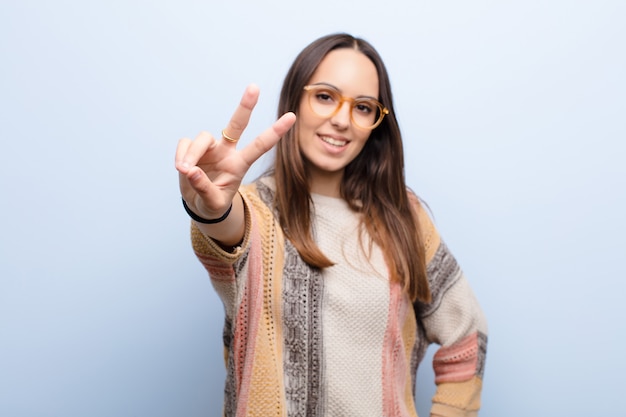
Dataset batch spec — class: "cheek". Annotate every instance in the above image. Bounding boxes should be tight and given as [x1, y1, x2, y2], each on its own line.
[356, 130, 373, 145]
[296, 101, 318, 130]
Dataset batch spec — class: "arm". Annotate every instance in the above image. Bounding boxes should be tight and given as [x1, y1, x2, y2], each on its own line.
[413, 204, 488, 417]
[425, 266, 487, 417]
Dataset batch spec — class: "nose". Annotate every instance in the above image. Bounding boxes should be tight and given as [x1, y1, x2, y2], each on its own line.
[330, 101, 351, 129]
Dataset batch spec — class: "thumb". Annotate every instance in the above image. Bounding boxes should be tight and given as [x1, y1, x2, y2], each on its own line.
[185, 166, 217, 198]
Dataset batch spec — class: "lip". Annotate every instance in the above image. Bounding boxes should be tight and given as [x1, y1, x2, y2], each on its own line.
[317, 133, 350, 151]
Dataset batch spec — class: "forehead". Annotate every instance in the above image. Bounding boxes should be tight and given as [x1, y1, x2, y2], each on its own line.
[308, 48, 379, 97]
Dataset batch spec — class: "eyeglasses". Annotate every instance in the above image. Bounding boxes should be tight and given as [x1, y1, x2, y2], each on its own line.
[303, 84, 389, 130]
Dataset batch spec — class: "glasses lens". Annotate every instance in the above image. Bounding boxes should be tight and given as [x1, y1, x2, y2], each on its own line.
[308, 87, 340, 117]
[351, 99, 381, 129]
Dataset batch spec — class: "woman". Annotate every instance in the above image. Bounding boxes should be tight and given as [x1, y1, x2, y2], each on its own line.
[176, 33, 487, 417]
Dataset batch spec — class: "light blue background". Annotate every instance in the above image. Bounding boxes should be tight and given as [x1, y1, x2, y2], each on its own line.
[1, 1, 624, 416]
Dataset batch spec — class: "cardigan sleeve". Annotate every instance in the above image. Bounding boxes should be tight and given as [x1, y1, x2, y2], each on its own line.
[189, 183, 276, 311]
[190, 190, 253, 264]
[189, 189, 256, 313]
[413, 202, 488, 417]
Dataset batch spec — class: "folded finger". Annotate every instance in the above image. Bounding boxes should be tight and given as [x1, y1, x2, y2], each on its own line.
[177, 131, 217, 172]
[175, 137, 192, 171]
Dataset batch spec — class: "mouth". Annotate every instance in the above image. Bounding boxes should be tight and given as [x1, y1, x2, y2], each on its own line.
[319, 135, 348, 147]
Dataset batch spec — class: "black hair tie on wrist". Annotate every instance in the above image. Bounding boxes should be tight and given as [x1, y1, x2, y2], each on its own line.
[181, 198, 233, 224]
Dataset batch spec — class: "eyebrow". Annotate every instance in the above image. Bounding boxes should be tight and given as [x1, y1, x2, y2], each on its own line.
[310, 82, 379, 101]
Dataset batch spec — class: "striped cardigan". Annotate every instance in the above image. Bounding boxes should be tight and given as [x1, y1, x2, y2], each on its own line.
[190, 178, 487, 416]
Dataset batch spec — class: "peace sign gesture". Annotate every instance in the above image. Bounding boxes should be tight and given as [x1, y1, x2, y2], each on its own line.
[175, 84, 296, 245]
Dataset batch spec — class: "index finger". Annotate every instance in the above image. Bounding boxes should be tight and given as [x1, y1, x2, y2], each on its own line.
[221, 84, 260, 143]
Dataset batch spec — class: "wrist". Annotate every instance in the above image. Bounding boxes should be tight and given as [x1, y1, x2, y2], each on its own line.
[181, 198, 233, 224]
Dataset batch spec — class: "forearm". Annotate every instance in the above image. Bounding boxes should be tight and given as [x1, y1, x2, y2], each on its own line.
[430, 376, 483, 417]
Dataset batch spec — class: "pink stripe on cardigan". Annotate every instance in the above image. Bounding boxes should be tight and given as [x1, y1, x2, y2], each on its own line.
[433, 332, 481, 383]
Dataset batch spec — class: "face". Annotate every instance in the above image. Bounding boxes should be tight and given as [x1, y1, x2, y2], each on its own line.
[297, 48, 379, 186]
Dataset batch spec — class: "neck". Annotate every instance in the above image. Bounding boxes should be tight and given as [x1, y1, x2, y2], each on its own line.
[308, 166, 343, 198]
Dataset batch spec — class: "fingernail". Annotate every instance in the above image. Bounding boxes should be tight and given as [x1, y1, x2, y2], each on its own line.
[189, 169, 201, 181]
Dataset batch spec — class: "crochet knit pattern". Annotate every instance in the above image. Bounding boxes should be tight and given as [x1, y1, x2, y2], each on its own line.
[191, 177, 487, 417]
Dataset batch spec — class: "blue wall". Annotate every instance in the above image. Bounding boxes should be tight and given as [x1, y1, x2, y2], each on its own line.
[1, 1, 624, 416]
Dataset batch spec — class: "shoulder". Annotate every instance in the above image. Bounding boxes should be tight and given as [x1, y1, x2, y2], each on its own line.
[407, 189, 441, 264]
[240, 177, 275, 215]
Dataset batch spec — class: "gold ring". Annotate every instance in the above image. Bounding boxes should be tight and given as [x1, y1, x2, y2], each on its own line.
[221, 130, 239, 143]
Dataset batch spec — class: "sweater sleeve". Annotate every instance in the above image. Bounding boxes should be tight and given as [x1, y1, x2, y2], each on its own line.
[190, 190, 253, 265]
[189, 189, 256, 312]
[413, 203, 488, 417]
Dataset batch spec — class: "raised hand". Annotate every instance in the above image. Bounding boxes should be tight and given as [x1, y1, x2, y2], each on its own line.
[175, 84, 296, 244]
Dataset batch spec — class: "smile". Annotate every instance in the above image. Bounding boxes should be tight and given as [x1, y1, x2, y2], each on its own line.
[320, 135, 348, 147]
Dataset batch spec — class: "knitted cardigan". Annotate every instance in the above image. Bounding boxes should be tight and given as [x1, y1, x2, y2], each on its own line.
[190, 178, 488, 417]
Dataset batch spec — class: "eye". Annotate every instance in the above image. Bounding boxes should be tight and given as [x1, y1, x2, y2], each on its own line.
[354, 100, 376, 114]
[314, 89, 337, 104]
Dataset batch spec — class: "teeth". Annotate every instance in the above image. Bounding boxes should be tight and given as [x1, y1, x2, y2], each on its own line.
[320, 135, 347, 146]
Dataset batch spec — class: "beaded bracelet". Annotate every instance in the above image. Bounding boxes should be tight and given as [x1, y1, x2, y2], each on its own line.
[181, 198, 233, 224]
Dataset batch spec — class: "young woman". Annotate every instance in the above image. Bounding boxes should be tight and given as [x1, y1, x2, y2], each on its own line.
[176, 33, 487, 417]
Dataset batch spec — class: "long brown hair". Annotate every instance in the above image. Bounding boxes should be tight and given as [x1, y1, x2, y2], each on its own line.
[272, 33, 430, 303]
